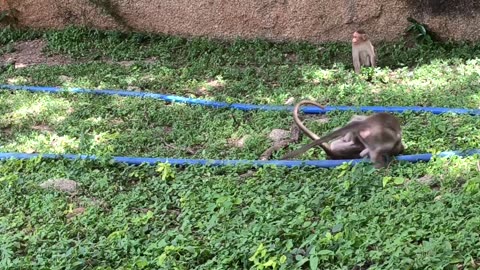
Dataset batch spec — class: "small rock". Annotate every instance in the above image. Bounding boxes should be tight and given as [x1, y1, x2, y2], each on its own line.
[284, 53, 298, 62]
[66, 207, 86, 219]
[24, 148, 36, 154]
[110, 118, 124, 125]
[239, 170, 256, 178]
[14, 63, 27, 68]
[206, 79, 224, 88]
[82, 197, 109, 209]
[313, 116, 330, 124]
[58, 75, 73, 83]
[144, 57, 157, 64]
[268, 129, 291, 142]
[39, 178, 79, 193]
[31, 124, 53, 132]
[118, 60, 135, 67]
[140, 74, 155, 81]
[7, 76, 29, 84]
[228, 135, 250, 148]
[416, 175, 436, 187]
[89, 197, 106, 206]
[284, 97, 295, 105]
[128, 86, 142, 91]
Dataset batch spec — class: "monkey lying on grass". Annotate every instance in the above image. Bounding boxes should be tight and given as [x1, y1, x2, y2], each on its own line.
[282, 100, 405, 168]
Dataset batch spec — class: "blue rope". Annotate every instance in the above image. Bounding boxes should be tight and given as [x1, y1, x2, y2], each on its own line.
[1, 84, 478, 168]
[0, 150, 479, 168]
[2, 84, 480, 115]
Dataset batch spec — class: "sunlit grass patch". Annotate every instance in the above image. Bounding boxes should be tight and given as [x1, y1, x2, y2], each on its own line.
[1, 27, 480, 269]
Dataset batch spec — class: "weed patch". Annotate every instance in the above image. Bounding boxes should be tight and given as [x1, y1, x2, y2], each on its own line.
[1, 157, 480, 269]
[1, 27, 480, 269]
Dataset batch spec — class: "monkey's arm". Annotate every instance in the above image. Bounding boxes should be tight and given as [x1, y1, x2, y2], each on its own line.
[369, 44, 376, 67]
[352, 50, 361, 73]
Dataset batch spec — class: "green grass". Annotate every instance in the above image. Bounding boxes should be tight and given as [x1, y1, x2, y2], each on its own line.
[2, 157, 480, 269]
[1, 27, 480, 269]
[2, 26, 480, 107]
[0, 91, 479, 160]
[4, 59, 480, 108]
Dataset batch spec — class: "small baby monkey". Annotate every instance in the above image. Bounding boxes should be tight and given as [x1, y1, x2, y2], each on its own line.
[352, 30, 376, 74]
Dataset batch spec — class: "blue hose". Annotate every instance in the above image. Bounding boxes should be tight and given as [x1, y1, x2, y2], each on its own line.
[0, 150, 479, 168]
[1, 84, 479, 168]
[2, 84, 480, 115]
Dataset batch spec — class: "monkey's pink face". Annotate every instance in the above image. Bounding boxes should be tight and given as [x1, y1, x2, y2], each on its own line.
[352, 32, 364, 45]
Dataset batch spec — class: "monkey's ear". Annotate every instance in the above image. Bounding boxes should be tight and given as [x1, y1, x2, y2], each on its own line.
[362, 34, 368, 41]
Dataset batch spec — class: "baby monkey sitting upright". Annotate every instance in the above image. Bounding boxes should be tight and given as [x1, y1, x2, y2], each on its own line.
[352, 30, 376, 74]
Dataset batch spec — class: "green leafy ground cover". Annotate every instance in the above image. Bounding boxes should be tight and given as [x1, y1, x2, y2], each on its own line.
[0, 27, 480, 269]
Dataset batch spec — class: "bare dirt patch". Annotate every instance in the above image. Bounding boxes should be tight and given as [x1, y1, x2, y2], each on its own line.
[31, 124, 54, 132]
[0, 39, 74, 68]
[0, 39, 160, 69]
[102, 57, 158, 67]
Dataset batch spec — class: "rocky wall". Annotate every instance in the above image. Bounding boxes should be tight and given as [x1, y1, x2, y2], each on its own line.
[1, 0, 479, 41]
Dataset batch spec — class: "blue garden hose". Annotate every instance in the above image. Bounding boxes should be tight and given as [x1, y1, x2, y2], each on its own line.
[0, 84, 479, 168]
[0, 150, 479, 168]
[2, 84, 480, 115]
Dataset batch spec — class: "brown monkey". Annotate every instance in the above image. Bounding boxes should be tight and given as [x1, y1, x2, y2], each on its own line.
[292, 100, 366, 159]
[282, 112, 405, 168]
[352, 30, 376, 74]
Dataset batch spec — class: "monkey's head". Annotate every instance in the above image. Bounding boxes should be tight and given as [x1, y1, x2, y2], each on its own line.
[352, 30, 367, 45]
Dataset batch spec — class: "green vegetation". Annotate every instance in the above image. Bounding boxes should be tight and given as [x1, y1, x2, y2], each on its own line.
[0, 91, 479, 160]
[2, 156, 480, 269]
[1, 27, 480, 269]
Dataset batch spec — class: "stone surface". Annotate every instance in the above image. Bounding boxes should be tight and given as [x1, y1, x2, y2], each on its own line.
[3, 0, 480, 41]
[268, 129, 290, 142]
[39, 178, 79, 193]
[228, 135, 250, 148]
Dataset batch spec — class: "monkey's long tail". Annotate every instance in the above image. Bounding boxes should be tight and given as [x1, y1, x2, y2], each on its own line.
[292, 100, 326, 141]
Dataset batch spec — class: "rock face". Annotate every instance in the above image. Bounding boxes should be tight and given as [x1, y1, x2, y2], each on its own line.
[2, 0, 480, 41]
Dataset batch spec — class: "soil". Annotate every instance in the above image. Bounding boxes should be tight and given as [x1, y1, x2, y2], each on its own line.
[0, 39, 73, 68]
[0, 39, 161, 69]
